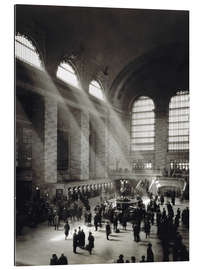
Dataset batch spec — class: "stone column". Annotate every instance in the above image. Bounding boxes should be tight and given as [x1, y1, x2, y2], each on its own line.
[154, 99, 170, 171]
[32, 95, 58, 185]
[32, 95, 45, 186]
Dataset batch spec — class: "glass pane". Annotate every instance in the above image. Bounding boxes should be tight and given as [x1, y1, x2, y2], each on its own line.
[131, 96, 155, 151]
[168, 91, 189, 150]
[89, 80, 104, 101]
[15, 34, 43, 70]
[57, 62, 79, 88]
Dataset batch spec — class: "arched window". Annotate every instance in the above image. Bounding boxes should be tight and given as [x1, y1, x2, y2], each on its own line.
[131, 96, 155, 151]
[15, 34, 43, 70]
[168, 90, 189, 151]
[89, 80, 105, 101]
[56, 62, 80, 88]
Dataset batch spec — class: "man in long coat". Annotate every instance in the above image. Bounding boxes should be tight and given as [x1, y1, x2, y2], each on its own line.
[73, 229, 78, 253]
[88, 232, 94, 255]
[64, 221, 70, 240]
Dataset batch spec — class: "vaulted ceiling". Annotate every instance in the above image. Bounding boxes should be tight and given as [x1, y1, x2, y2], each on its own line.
[16, 5, 189, 110]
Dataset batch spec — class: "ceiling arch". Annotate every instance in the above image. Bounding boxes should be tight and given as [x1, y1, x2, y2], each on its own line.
[109, 42, 189, 111]
[15, 5, 188, 107]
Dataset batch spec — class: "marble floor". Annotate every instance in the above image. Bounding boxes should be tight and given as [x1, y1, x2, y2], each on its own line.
[15, 197, 189, 266]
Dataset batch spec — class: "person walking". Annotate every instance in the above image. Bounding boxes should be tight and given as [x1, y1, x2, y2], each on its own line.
[78, 226, 83, 247]
[88, 232, 94, 255]
[121, 215, 127, 230]
[54, 214, 59, 231]
[80, 229, 86, 249]
[106, 222, 111, 240]
[144, 220, 151, 239]
[171, 191, 176, 205]
[87, 211, 92, 226]
[113, 215, 118, 232]
[64, 221, 70, 240]
[94, 214, 99, 231]
[147, 243, 154, 262]
[73, 229, 78, 254]
[132, 222, 140, 242]
[48, 212, 53, 227]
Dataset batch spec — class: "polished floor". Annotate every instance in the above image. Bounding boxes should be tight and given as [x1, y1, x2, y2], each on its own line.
[15, 197, 189, 266]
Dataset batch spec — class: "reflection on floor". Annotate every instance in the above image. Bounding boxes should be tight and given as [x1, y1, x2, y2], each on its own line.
[15, 197, 189, 266]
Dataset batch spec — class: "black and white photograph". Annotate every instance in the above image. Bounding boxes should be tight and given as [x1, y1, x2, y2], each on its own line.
[14, 2, 189, 267]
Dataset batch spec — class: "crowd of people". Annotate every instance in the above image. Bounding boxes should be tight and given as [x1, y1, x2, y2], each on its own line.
[90, 194, 189, 262]
[16, 182, 115, 235]
[17, 182, 189, 264]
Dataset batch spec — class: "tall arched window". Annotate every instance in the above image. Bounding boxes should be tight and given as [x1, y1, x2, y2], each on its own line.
[89, 80, 105, 101]
[131, 96, 155, 151]
[15, 34, 43, 70]
[56, 62, 80, 88]
[168, 90, 189, 151]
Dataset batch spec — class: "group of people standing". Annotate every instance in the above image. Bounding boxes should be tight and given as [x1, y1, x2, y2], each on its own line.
[73, 228, 94, 255]
[72, 227, 86, 253]
[64, 221, 95, 255]
[73, 227, 94, 254]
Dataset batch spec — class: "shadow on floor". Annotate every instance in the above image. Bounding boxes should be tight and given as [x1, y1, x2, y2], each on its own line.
[109, 239, 121, 241]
